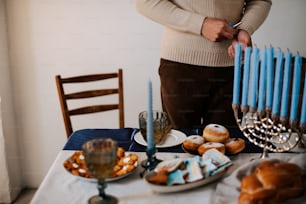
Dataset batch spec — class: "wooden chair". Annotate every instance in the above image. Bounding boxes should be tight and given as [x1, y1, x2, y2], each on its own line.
[55, 69, 124, 138]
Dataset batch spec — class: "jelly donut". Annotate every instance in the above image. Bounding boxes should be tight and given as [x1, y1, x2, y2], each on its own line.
[224, 138, 245, 154]
[198, 142, 225, 155]
[183, 135, 205, 152]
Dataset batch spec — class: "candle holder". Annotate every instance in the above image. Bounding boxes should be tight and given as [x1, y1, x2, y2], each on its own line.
[140, 80, 165, 177]
[138, 110, 169, 176]
[139, 142, 162, 178]
[232, 45, 306, 158]
[142, 148, 162, 170]
[232, 105, 304, 158]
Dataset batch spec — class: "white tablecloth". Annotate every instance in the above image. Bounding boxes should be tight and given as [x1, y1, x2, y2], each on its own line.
[30, 151, 300, 204]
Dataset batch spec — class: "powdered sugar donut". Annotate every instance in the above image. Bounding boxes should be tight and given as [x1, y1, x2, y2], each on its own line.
[198, 142, 225, 155]
[183, 135, 205, 152]
[203, 124, 230, 143]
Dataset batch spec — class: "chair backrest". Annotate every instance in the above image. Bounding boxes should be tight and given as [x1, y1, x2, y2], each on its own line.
[55, 69, 124, 138]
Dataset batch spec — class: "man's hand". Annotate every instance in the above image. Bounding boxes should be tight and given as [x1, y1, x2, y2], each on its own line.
[228, 29, 252, 58]
[201, 17, 237, 42]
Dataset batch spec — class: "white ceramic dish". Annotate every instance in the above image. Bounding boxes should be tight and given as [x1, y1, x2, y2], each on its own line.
[278, 132, 306, 153]
[213, 154, 306, 204]
[144, 170, 226, 193]
[134, 129, 187, 148]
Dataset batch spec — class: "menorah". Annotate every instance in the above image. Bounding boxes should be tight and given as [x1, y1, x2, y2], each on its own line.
[232, 44, 306, 158]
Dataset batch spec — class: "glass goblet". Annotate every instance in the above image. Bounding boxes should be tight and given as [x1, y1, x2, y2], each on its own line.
[139, 110, 170, 145]
[82, 138, 118, 204]
[138, 110, 170, 170]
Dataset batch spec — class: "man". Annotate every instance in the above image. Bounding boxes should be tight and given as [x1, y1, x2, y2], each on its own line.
[135, 0, 272, 129]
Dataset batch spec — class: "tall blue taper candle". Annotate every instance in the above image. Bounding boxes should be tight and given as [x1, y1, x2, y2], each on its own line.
[290, 55, 302, 122]
[258, 49, 267, 113]
[272, 51, 284, 116]
[250, 47, 260, 110]
[300, 72, 306, 125]
[280, 51, 292, 119]
[147, 80, 154, 154]
[241, 47, 252, 108]
[266, 46, 274, 109]
[233, 43, 242, 105]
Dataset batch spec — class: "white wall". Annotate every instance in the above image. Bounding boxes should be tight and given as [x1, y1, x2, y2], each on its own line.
[2, 0, 306, 189]
[5, 0, 163, 188]
[252, 0, 306, 55]
[0, 0, 22, 202]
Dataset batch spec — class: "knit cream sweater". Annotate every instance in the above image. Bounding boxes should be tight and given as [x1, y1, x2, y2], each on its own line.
[135, 0, 271, 67]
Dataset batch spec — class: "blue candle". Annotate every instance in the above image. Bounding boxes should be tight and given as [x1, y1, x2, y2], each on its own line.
[258, 49, 267, 112]
[280, 51, 292, 119]
[241, 47, 252, 107]
[147, 80, 154, 153]
[250, 47, 260, 110]
[272, 51, 284, 116]
[289, 54, 302, 121]
[266, 46, 274, 109]
[300, 72, 306, 125]
[233, 43, 242, 105]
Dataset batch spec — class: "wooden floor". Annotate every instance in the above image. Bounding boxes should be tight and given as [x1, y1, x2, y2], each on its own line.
[12, 189, 36, 204]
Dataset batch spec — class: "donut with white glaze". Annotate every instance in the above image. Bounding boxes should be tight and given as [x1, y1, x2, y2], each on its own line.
[203, 124, 230, 143]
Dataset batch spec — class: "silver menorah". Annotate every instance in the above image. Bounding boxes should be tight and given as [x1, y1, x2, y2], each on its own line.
[232, 45, 306, 158]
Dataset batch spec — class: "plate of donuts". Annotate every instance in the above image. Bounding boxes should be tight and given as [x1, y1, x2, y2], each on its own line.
[63, 148, 138, 182]
[182, 124, 246, 156]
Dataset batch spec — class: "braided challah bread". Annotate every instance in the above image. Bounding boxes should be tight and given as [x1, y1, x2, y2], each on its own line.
[239, 160, 304, 204]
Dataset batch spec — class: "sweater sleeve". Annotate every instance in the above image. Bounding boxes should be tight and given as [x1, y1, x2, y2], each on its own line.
[134, 0, 205, 35]
[238, 0, 272, 35]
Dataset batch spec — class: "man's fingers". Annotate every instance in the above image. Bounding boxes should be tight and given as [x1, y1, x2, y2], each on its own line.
[202, 18, 238, 42]
[223, 31, 235, 40]
[228, 45, 235, 58]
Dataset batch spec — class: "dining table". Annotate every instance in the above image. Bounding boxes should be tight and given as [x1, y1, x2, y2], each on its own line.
[31, 128, 306, 204]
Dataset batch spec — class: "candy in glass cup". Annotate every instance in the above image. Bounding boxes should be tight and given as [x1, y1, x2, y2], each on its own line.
[138, 110, 170, 145]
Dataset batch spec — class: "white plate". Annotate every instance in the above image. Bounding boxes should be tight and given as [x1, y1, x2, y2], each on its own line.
[144, 170, 226, 193]
[278, 132, 306, 153]
[214, 154, 306, 204]
[134, 129, 187, 148]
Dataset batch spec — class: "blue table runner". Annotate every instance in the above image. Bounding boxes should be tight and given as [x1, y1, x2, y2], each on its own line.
[63, 127, 262, 153]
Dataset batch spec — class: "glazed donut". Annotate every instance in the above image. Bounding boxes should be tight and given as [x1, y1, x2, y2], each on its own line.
[203, 124, 230, 143]
[198, 142, 225, 155]
[183, 135, 205, 152]
[224, 138, 245, 155]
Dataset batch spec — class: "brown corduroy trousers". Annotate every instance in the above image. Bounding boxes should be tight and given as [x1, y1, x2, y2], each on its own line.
[158, 58, 237, 130]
